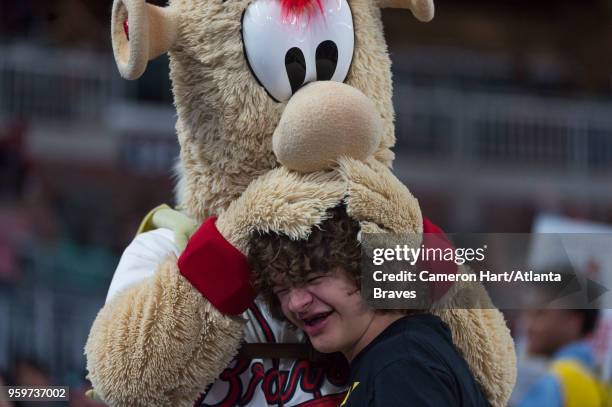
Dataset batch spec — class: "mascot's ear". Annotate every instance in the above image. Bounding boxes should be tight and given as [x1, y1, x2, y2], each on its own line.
[111, 0, 179, 80]
[377, 0, 434, 22]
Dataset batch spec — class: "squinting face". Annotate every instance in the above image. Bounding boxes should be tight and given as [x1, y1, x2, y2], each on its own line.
[275, 269, 374, 354]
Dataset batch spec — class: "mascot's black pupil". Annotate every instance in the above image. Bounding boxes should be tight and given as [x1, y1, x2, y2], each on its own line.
[285, 47, 307, 94]
[284, 40, 339, 95]
[316, 40, 338, 81]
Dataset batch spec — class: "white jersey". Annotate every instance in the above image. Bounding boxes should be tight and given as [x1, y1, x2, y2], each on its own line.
[107, 229, 348, 406]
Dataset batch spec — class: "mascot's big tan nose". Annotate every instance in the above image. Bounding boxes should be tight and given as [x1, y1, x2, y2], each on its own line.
[272, 81, 383, 173]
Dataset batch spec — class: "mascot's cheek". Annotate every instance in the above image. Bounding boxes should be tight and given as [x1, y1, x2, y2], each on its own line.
[272, 81, 383, 173]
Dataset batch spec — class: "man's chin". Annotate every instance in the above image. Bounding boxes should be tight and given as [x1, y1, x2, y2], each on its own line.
[311, 343, 339, 354]
[310, 336, 342, 354]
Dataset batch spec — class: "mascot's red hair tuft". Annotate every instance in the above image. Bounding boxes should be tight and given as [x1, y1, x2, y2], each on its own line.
[280, 0, 324, 21]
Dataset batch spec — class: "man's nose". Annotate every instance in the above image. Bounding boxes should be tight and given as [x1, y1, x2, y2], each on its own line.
[287, 287, 313, 313]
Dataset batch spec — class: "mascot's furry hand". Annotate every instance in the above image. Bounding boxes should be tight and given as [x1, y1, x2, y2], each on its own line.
[178, 166, 347, 315]
[337, 157, 422, 235]
[215, 166, 346, 252]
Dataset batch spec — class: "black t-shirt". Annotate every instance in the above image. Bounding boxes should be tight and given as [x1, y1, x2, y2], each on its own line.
[340, 314, 490, 407]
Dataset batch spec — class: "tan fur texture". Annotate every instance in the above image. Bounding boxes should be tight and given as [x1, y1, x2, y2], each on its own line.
[216, 168, 346, 252]
[338, 157, 423, 234]
[85, 256, 244, 406]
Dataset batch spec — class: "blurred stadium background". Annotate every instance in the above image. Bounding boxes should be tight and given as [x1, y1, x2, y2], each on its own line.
[0, 0, 611, 405]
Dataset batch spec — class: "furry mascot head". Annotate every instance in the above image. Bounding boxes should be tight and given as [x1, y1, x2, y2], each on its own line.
[110, 0, 433, 216]
[85, 0, 516, 405]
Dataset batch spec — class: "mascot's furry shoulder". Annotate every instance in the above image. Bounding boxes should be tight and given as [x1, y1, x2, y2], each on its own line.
[85, 0, 517, 405]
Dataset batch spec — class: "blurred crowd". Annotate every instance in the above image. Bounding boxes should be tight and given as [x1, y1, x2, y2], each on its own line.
[0, 120, 116, 406]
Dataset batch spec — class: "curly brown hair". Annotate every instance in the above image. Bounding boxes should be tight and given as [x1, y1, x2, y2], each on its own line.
[248, 206, 362, 321]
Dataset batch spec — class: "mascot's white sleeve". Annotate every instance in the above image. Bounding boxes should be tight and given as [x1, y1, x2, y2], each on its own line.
[106, 229, 180, 303]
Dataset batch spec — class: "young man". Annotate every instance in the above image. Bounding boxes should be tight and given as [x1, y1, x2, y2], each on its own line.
[249, 206, 490, 406]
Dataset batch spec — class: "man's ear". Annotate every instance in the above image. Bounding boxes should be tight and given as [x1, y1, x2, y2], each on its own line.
[377, 0, 434, 22]
[111, 0, 179, 80]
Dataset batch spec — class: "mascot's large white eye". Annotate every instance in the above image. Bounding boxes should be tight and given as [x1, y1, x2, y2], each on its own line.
[242, 0, 354, 102]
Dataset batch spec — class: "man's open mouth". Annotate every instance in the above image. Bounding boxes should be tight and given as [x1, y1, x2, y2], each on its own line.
[303, 311, 334, 327]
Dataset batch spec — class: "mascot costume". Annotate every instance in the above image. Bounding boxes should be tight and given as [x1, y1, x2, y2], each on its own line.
[85, 0, 517, 405]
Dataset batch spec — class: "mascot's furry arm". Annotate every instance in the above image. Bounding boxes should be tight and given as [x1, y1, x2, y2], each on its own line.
[85, 169, 346, 406]
[85, 257, 243, 407]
